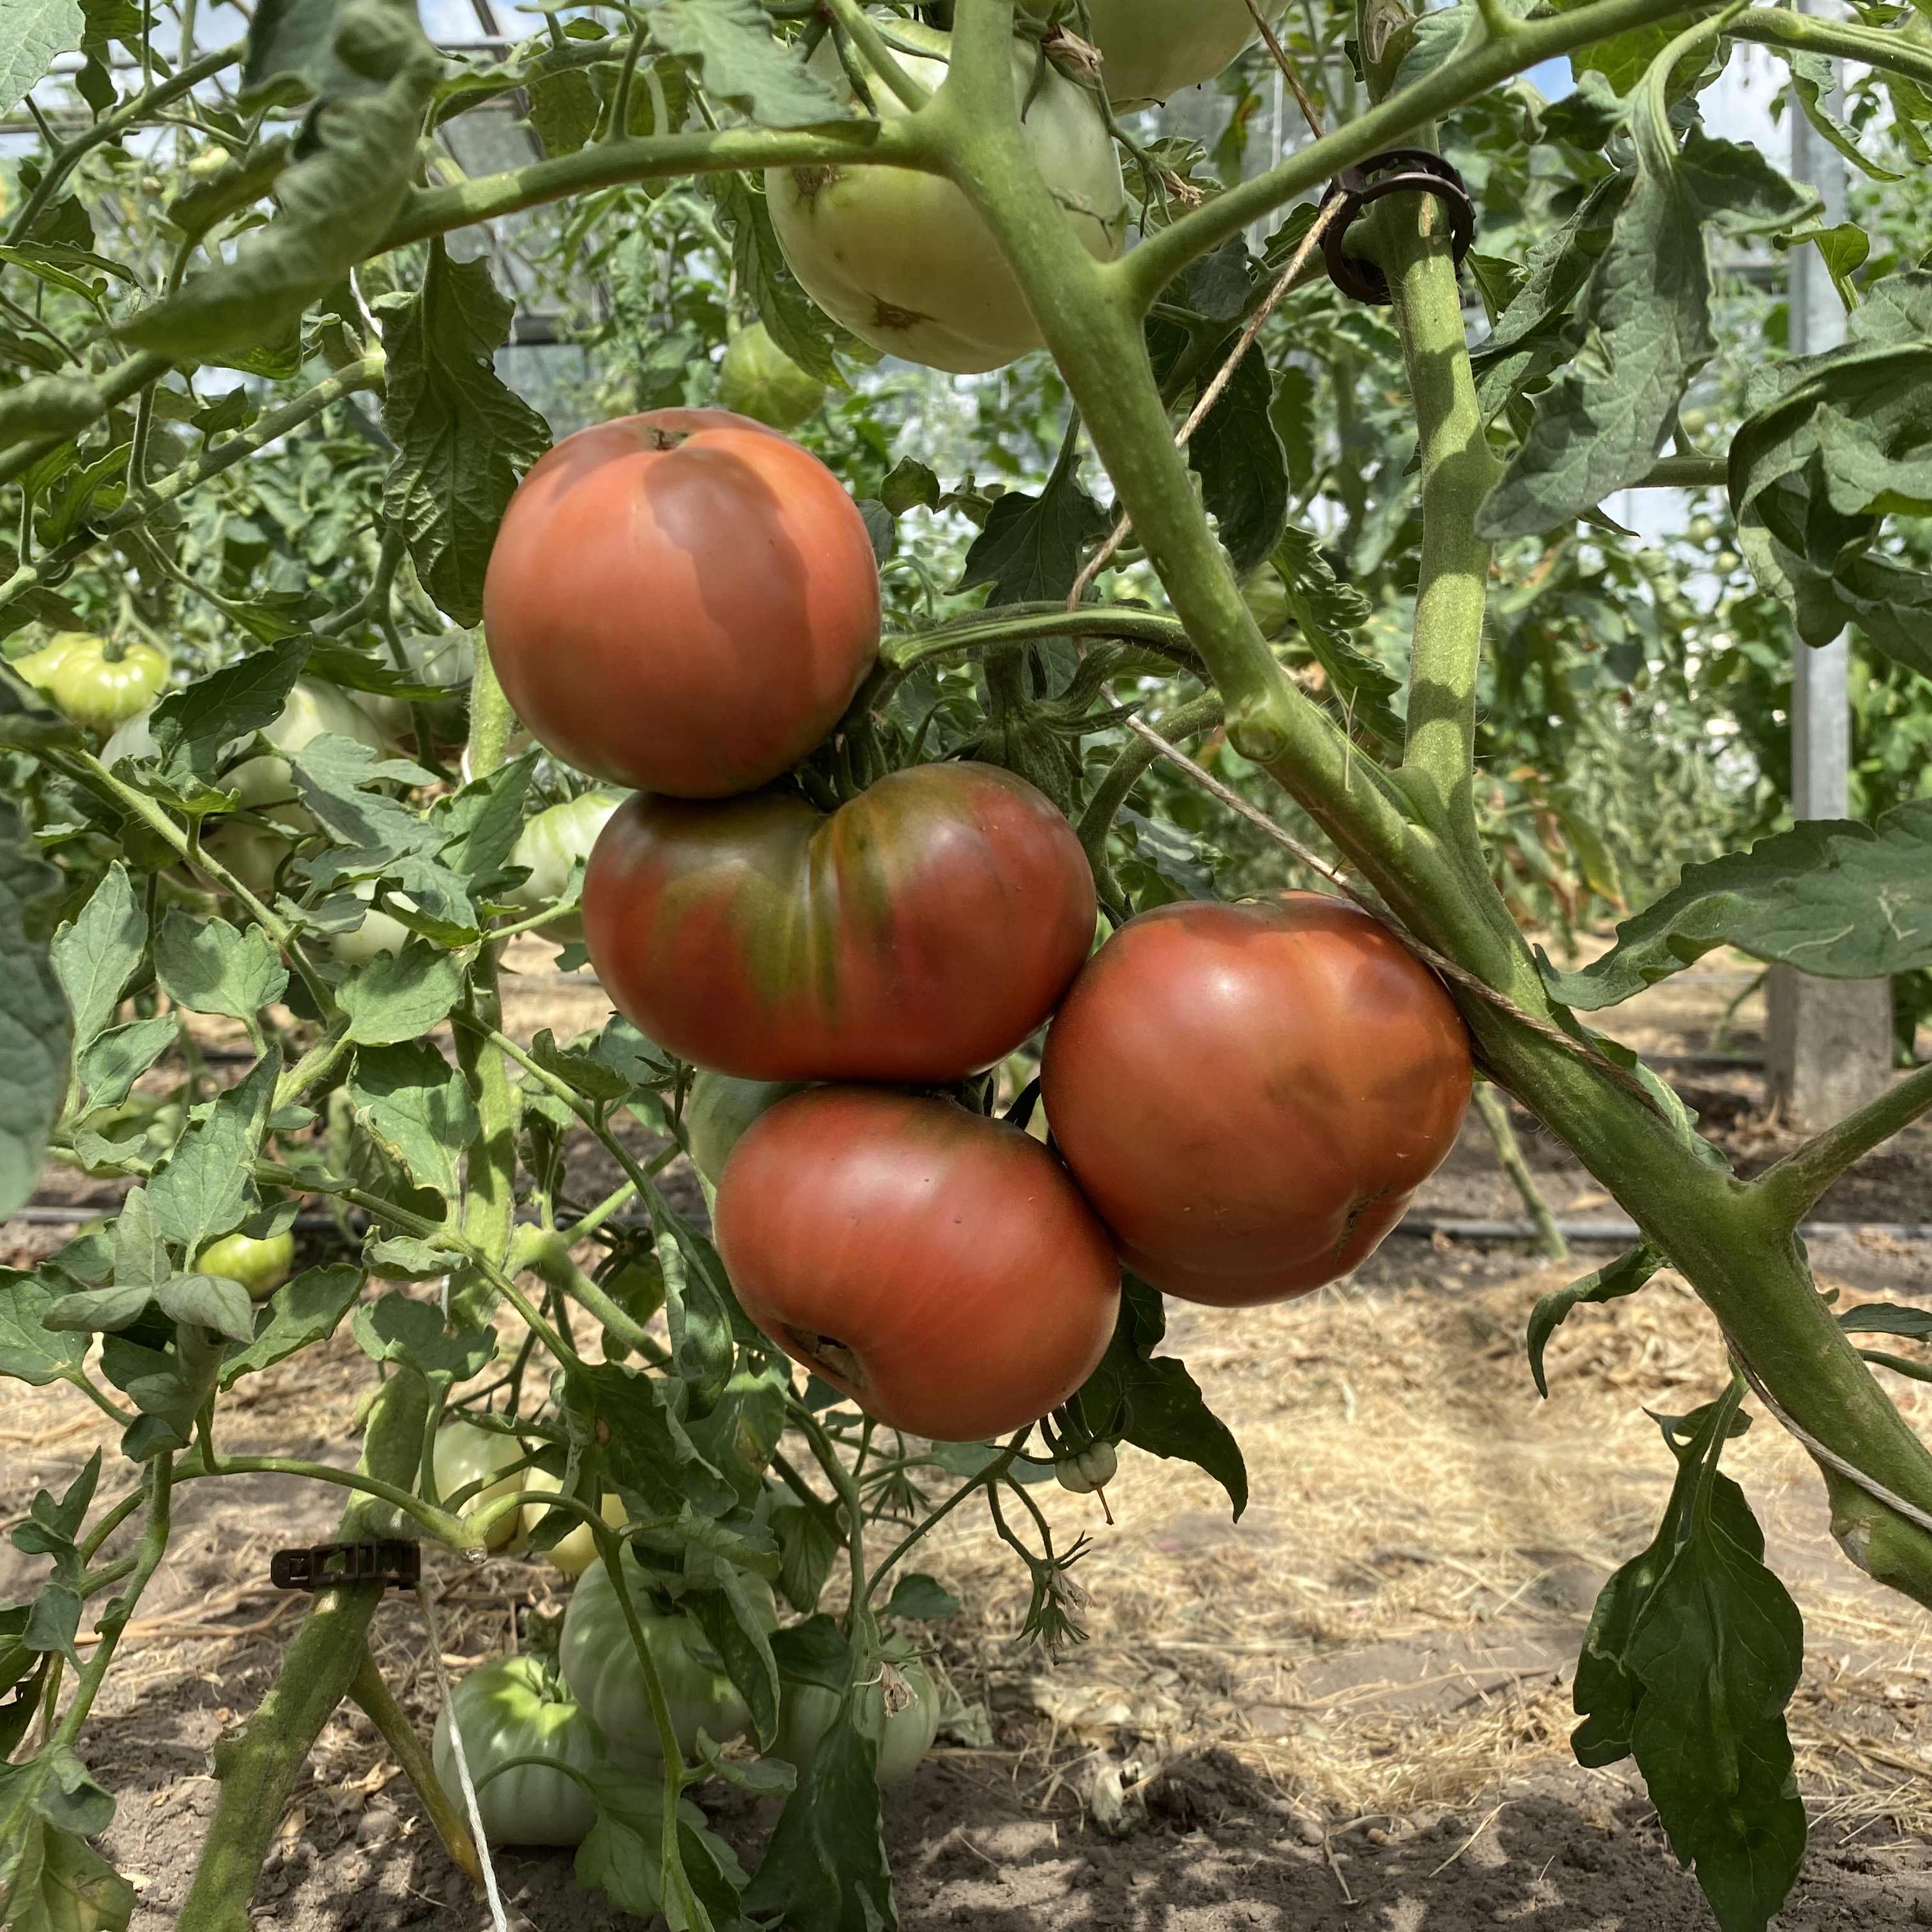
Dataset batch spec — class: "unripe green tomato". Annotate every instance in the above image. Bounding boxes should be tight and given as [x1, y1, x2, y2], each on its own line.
[327, 883, 418, 967]
[509, 792, 628, 944]
[228, 677, 390, 814]
[1715, 549, 1742, 574]
[772, 1645, 940, 1788]
[1055, 1441, 1119, 1495]
[717, 324, 825, 431]
[16, 633, 171, 733]
[435, 1418, 527, 1551]
[559, 1544, 777, 1764]
[767, 27, 1127, 373]
[1686, 516, 1719, 545]
[520, 1469, 629, 1579]
[195, 1229, 296, 1301]
[684, 1071, 807, 1186]
[1680, 408, 1708, 436]
[349, 629, 475, 749]
[1020, 0, 1285, 105]
[432, 1655, 603, 1847]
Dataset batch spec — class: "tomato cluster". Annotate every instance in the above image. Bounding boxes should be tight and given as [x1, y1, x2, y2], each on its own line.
[487, 409, 1473, 1450]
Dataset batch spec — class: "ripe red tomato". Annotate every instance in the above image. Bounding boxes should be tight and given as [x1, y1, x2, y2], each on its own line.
[714, 1089, 1121, 1440]
[583, 762, 1096, 1083]
[1041, 894, 1473, 1306]
[482, 410, 880, 797]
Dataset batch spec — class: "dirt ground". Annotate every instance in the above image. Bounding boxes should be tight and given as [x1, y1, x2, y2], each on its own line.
[4, 956, 1930, 1930]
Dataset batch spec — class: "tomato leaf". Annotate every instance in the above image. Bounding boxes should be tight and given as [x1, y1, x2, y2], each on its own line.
[1540, 801, 1932, 1010]
[1573, 1400, 1805, 1931]
[769, 1494, 841, 1616]
[337, 942, 466, 1048]
[881, 1574, 960, 1621]
[50, 863, 143, 1062]
[683, 1572, 782, 1752]
[379, 243, 552, 627]
[1480, 116, 1814, 540]
[1527, 1245, 1660, 1398]
[645, 0, 847, 130]
[0, 797, 70, 1219]
[73, 1014, 180, 1119]
[742, 1713, 893, 1932]
[574, 1770, 747, 1929]
[1186, 340, 1288, 576]
[0, 1273, 88, 1386]
[659, 1229, 734, 1421]
[956, 448, 1110, 607]
[147, 1050, 279, 1257]
[150, 638, 310, 779]
[154, 911, 289, 1025]
[218, 1263, 365, 1388]
[119, 4, 439, 365]
[0, 0, 81, 120]
[351, 1292, 496, 1390]
[346, 1041, 477, 1202]
[565, 1360, 737, 1521]
[1074, 1276, 1248, 1519]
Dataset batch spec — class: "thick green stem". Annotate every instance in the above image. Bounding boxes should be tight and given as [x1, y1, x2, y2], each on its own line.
[347, 1653, 483, 1887]
[1754, 1063, 1932, 1231]
[179, 1374, 434, 1932]
[1729, 6, 1932, 90]
[1362, 178, 1501, 850]
[1119, 0, 1708, 305]
[380, 121, 933, 252]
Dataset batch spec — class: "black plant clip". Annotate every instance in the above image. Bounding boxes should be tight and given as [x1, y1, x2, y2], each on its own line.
[270, 1540, 421, 1593]
[1319, 150, 1477, 306]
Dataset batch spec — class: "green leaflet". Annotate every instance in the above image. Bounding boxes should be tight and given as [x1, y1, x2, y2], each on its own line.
[117, 0, 440, 365]
[379, 244, 551, 627]
[0, 797, 71, 1218]
[1480, 88, 1814, 540]
[1573, 1397, 1805, 1932]
[1728, 270, 1932, 673]
[1541, 799, 1932, 1010]
[1526, 1244, 1661, 1397]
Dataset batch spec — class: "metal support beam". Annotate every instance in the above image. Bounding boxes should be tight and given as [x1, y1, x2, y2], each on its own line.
[1767, 15, 1895, 1124]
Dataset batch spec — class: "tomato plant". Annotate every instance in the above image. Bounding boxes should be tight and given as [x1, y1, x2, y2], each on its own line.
[715, 1087, 1121, 1440]
[1043, 894, 1473, 1303]
[431, 1656, 604, 1846]
[483, 411, 882, 796]
[584, 762, 1097, 1082]
[507, 791, 628, 944]
[3, 4, 1931, 1932]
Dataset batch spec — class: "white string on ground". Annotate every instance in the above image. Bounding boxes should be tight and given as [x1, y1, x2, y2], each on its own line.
[416, 1579, 510, 1932]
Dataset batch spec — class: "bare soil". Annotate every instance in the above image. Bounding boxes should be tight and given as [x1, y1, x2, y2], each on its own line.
[4, 956, 1930, 1930]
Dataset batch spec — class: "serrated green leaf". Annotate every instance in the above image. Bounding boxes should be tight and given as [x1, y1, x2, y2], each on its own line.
[1543, 801, 1932, 1009]
[74, 1014, 179, 1117]
[0, 1273, 88, 1385]
[51, 863, 142, 1059]
[1189, 343, 1287, 576]
[347, 1040, 476, 1199]
[218, 1263, 364, 1388]
[1073, 1276, 1246, 1519]
[153, 1273, 256, 1344]
[379, 243, 552, 625]
[0, 0, 82, 119]
[0, 798, 70, 1218]
[337, 940, 465, 1046]
[1527, 1245, 1661, 1397]
[148, 1051, 279, 1254]
[154, 910, 289, 1023]
[645, 0, 845, 128]
[351, 1291, 494, 1388]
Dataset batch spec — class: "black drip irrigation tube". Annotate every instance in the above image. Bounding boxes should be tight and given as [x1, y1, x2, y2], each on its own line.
[8, 1204, 1930, 1248]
